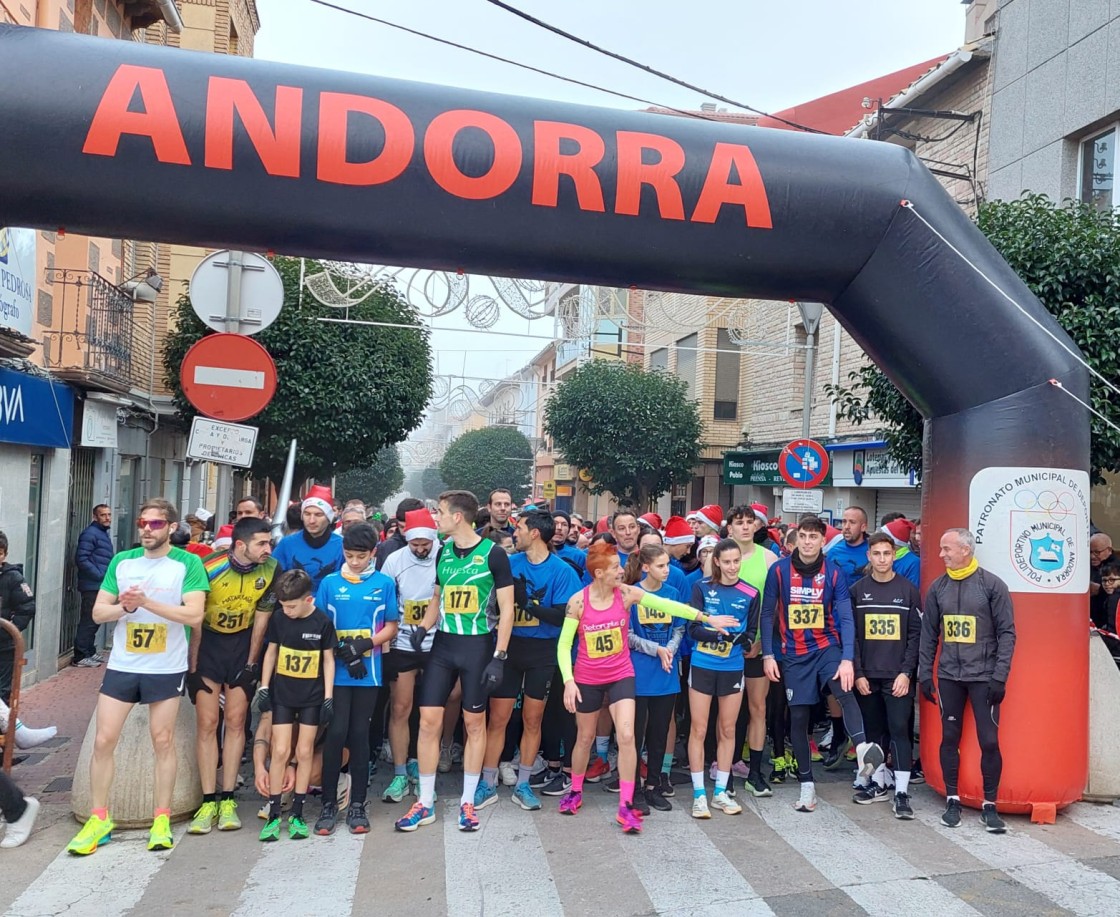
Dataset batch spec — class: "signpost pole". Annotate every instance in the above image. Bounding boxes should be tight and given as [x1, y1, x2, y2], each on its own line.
[213, 251, 246, 521]
[796, 302, 824, 439]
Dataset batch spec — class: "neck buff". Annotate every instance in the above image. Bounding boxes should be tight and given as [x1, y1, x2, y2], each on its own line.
[946, 557, 979, 581]
[791, 549, 823, 578]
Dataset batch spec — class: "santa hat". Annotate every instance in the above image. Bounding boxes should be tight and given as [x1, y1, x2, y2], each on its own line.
[697, 534, 719, 553]
[880, 518, 916, 547]
[302, 484, 335, 523]
[750, 503, 770, 525]
[213, 524, 234, 551]
[640, 512, 663, 531]
[594, 515, 610, 534]
[690, 504, 723, 533]
[663, 516, 693, 545]
[823, 524, 844, 553]
[403, 507, 438, 542]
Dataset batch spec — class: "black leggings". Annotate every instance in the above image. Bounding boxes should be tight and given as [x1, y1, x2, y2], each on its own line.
[323, 685, 380, 807]
[767, 673, 789, 758]
[856, 681, 914, 772]
[789, 681, 867, 783]
[631, 693, 676, 788]
[0, 771, 28, 822]
[938, 678, 1001, 801]
[542, 666, 576, 768]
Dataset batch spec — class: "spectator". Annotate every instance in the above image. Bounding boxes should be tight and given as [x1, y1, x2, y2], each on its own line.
[1090, 533, 1115, 627]
[0, 531, 36, 704]
[235, 497, 266, 520]
[74, 503, 114, 667]
[375, 498, 423, 570]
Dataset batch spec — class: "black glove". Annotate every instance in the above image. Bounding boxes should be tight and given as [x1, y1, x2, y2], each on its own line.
[186, 671, 212, 705]
[231, 662, 260, 696]
[254, 685, 271, 713]
[350, 636, 375, 656]
[409, 625, 428, 654]
[321, 697, 334, 729]
[480, 656, 504, 693]
[732, 629, 754, 647]
[987, 679, 1006, 706]
[513, 575, 529, 612]
[336, 638, 362, 662]
[920, 679, 937, 703]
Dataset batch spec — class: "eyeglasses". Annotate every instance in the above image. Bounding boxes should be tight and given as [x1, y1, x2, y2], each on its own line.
[136, 518, 170, 530]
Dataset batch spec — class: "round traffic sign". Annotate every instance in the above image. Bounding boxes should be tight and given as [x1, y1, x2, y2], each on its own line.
[189, 250, 284, 336]
[779, 438, 830, 489]
[181, 333, 277, 422]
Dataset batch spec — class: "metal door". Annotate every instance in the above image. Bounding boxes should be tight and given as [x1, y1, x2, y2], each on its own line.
[59, 447, 96, 657]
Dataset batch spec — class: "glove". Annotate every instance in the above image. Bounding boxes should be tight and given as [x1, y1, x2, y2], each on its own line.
[480, 656, 505, 693]
[409, 625, 428, 654]
[920, 679, 937, 703]
[321, 697, 334, 729]
[336, 639, 368, 680]
[254, 686, 271, 713]
[732, 629, 754, 647]
[186, 671, 212, 705]
[987, 679, 1006, 706]
[513, 575, 529, 612]
[231, 663, 260, 696]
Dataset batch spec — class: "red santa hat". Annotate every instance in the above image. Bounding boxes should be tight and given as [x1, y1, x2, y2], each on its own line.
[640, 512, 663, 531]
[697, 534, 719, 553]
[880, 518, 916, 547]
[750, 503, 770, 525]
[403, 507, 438, 542]
[663, 515, 693, 545]
[213, 524, 234, 551]
[302, 484, 335, 523]
[823, 524, 844, 554]
[594, 515, 610, 534]
[690, 504, 723, 534]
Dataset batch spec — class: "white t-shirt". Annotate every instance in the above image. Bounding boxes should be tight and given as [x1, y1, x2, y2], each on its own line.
[101, 547, 209, 675]
[379, 546, 437, 652]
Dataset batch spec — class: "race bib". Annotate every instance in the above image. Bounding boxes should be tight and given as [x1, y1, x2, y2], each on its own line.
[788, 604, 824, 629]
[126, 622, 167, 654]
[278, 646, 320, 678]
[210, 610, 249, 634]
[697, 640, 733, 658]
[513, 606, 540, 628]
[585, 627, 623, 659]
[337, 628, 373, 657]
[943, 615, 976, 644]
[403, 599, 428, 626]
[637, 605, 671, 626]
[864, 613, 900, 641]
[444, 585, 480, 615]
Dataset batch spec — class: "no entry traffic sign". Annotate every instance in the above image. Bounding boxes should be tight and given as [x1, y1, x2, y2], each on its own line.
[181, 333, 277, 422]
[779, 438, 830, 489]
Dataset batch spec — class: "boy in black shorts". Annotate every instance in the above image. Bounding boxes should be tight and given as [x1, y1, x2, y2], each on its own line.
[255, 570, 336, 841]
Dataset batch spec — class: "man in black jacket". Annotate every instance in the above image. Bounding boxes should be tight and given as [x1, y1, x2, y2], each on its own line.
[375, 498, 423, 571]
[919, 527, 1016, 835]
[74, 504, 114, 666]
[0, 530, 36, 703]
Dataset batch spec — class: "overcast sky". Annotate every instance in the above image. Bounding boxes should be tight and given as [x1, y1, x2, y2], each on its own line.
[256, 0, 966, 388]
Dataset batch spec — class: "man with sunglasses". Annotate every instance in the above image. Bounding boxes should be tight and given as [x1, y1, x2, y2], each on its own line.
[67, 499, 208, 857]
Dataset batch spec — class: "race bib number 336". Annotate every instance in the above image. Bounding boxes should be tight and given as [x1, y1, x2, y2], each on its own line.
[788, 604, 824, 630]
[943, 615, 976, 644]
[585, 627, 622, 659]
[444, 586, 480, 615]
[404, 600, 428, 625]
[126, 622, 167, 654]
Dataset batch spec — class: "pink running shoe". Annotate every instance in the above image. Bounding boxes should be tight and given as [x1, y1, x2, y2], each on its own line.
[731, 760, 751, 779]
[616, 803, 643, 834]
[558, 790, 583, 815]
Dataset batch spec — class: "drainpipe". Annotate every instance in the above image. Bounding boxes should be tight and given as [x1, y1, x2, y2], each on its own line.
[828, 319, 842, 437]
[157, 0, 183, 33]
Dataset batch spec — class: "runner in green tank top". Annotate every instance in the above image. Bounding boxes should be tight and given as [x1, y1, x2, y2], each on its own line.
[436, 539, 500, 636]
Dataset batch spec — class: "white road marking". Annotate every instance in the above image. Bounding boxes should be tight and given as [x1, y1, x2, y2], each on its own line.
[193, 366, 265, 389]
[1066, 800, 1120, 843]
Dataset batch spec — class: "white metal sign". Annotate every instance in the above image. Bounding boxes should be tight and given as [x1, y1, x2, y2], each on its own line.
[187, 416, 258, 468]
[80, 400, 118, 448]
[0, 226, 36, 336]
[782, 487, 824, 514]
[189, 250, 284, 335]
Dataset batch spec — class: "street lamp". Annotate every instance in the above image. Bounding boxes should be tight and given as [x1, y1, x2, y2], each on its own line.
[796, 302, 825, 439]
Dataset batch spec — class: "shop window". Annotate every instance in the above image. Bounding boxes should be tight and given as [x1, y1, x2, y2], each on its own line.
[1080, 127, 1116, 213]
[714, 328, 740, 420]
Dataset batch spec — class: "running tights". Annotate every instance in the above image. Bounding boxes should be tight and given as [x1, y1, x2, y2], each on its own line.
[0, 771, 28, 822]
[542, 666, 577, 767]
[323, 685, 380, 807]
[632, 694, 676, 788]
[856, 682, 913, 772]
[767, 675, 789, 759]
[790, 683, 866, 783]
[938, 678, 1001, 801]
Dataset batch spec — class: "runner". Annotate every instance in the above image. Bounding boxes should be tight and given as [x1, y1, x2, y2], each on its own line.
[687, 504, 723, 541]
[234, 497, 266, 520]
[918, 527, 1015, 833]
[314, 523, 399, 835]
[395, 490, 515, 833]
[827, 507, 871, 589]
[271, 485, 344, 591]
[255, 570, 336, 842]
[879, 516, 921, 588]
[0, 770, 38, 848]
[761, 515, 884, 814]
[187, 516, 278, 836]
[67, 498, 208, 855]
[551, 511, 589, 582]
[375, 498, 425, 571]
[851, 532, 922, 818]
[612, 510, 642, 564]
[480, 488, 516, 538]
[480, 511, 580, 811]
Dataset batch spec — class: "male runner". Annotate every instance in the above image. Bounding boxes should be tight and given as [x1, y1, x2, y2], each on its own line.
[828, 507, 871, 589]
[919, 527, 1015, 833]
[687, 504, 723, 541]
[272, 485, 344, 591]
[480, 488, 516, 537]
[187, 516, 278, 835]
[879, 516, 921, 588]
[376, 498, 425, 571]
[611, 509, 642, 564]
[551, 511, 589, 581]
[234, 497, 266, 520]
[67, 498, 208, 855]
[395, 490, 514, 833]
[479, 511, 580, 811]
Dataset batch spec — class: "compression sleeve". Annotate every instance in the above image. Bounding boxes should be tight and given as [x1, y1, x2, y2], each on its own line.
[487, 544, 515, 589]
[666, 623, 685, 655]
[638, 591, 700, 621]
[557, 616, 578, 683]
[761, 565, 780, 657]
[529, 603, 568, 627]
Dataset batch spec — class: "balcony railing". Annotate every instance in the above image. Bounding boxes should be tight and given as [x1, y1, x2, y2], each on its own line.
[42, 269, 134, 392]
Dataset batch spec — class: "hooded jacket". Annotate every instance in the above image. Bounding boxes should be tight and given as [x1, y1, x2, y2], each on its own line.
[0, 562, 35, 648]
[75, 521, 114, 592]
[918, 567, 1015, 684]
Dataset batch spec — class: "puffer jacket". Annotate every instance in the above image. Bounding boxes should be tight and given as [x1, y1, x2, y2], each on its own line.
[918, 567, 1016, 684]
[0, 562, 35, 649]
[75, 522, 114, 592]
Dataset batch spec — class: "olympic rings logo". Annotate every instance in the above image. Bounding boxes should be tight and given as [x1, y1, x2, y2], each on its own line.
[1013, 489, 1076, 520]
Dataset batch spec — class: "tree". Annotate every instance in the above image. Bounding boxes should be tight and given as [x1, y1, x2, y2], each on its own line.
[163, 256, 432, 483]
[334, 447, 403, 510]
[827, 194, 1120, 483]
[439, 427, 533, 503]
[544, 360, 703, 508]
[420, 466, 447, 501]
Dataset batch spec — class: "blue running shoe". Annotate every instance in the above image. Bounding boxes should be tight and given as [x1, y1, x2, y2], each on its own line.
[394, 801, 435, 832]
[458, 802, 480, 831]
[512, 782, 542, 811]
[473, 780, 498, 810]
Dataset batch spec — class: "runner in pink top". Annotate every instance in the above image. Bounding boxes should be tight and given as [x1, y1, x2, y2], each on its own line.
[572, 584, 634, 685]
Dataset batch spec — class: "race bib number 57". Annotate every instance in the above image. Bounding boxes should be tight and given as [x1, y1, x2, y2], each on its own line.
[126, 622, 167, 654]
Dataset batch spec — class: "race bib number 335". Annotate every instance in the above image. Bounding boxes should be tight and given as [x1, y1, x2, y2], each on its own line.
[864, 613, 900, 640]
[444, 586, 480, 615]
[788, 604, 824, 630]
[943, 615, 976, 644]
[126, 622, 167, 654]
[278, 647, 320, 678]
[585, 627, 622, 659]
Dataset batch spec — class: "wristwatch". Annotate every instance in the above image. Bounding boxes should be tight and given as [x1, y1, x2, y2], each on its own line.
[493, 650, 508, 660]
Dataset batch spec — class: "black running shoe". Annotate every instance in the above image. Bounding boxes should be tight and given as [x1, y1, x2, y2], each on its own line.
[659, 773, 675, 798]
[540, 771, 572, 796]
[604, 777, 621, 793]
[633, 792, 651, 817]
[893, 792, 915, 820]
[315, 801, 338, 836]
[346, 802, 370, 834]
[745, 773, 773, 798]
[980, 803, 1006, 834]
[645, 787, 672, 812]
[941, 798, 962, 828]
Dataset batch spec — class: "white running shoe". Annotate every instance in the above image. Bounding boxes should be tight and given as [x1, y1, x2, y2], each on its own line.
[855, 741, 885, 778]
[711, 791, 742, 815]
[691, 795, 711, 819]
[498, 761, 517, 787]
[795, 782, 817, 813]
[0, 797, 39, 848]
[15, 724, 58, 749]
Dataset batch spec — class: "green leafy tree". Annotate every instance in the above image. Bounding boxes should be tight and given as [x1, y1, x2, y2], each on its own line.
[827, 194, 1120, 483]
[163, 256, 432, 483]
[439, 427, 533, 503]
[335, 447, 404, 510]
[420, 466, 447, 501]
[544, 360, 703, 508]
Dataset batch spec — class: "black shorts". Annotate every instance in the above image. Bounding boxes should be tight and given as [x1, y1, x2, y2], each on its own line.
[195, 628, 251, 686]
[417, 631, 495, 714]
[492, 635, 556, 701]
[576, 675, 636, 714]
[689, 665, 744, 698]
[272, 703, 322, 727]
[744, 655, 765, 679]
[384, 648, 428, 681]
[101, 669, 186, 705]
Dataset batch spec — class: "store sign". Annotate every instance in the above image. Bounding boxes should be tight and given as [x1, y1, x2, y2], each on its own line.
[0, 227, 35, 336]
[833, 447, 915, 488]
[782, 488, 824, 514]
[554, 463, 573, 480]
[0, 366, 73, 448]
[724, 450, 832, 487]
[81, 400, 118, 448]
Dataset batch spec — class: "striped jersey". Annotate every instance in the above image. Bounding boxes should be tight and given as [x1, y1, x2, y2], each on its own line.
[200, 551, 277, 635]
[761, 556, 855, 661]
[435, 538, 513, 636]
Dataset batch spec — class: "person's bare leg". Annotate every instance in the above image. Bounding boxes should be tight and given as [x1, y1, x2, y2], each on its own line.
[194, 680, 222, 794]
[90, 694, 134, 810]
[220, 688, 249, 793]
[483, 698, 515, 771]
[148, 696, 181, 810]
[389, 670, 417, 767]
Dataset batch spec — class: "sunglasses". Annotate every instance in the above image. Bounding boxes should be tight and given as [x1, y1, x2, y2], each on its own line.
[136, 518, 170, 530]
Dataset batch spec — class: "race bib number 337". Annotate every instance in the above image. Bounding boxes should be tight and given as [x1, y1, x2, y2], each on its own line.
[788, 604, 824, 630]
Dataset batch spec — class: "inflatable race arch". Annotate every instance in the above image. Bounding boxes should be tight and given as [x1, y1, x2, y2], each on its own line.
[0, 25, 1091, 817]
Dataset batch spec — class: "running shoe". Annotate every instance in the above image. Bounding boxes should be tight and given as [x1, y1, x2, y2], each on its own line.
[658, 773, 675, 798]
[558, 790, 583, 815]
[604, 777, 621, 793]
[395, 801, 436, 832]
[529, 766, 553, 788]
[633, 792, 651, 817]
[910, 761, 925, 784]
[809, 739, 823, 763]
[148, 814, 174, 851]
[75, 656, 102, 667]
[980, 803, 1006, 834]
[794, 782, 817, 813]
[585, 757, 611, 783]
[438, 744, 453, 774]
[347, 802, 371, 834]
[893, 792, 915, 820]
[217, 798, 241, 831]
[691, 795, 711, 819]
[616, 803, 643, 834]
[383, 775, 410, 803]
[474, 780, 498, 810]
[188, 800, 219, 835]
[731, 760, 750, 779]
[846, 746, 858, 761]
[941, 798, 962, 828]
[853, 783, 890, 805]
[0, 796, 39, 848]
[645, 786, 672, 812]
[541, 771, 572, 796]
[67, 813, 114, 855]
[337, 772, 352, 810]
[257, 792, 292, 819]
[823, 738, 850, 770]
[769, 756, 788, 784]
[499, 761, 518, 786]
[512, 782, 542, 811]
[708, 761, 719, 781]
[287, 815, 309, 840]
[711, 790, 742, 815]
[855, 741, 885, 778]
[406, 759, 420, 787]
[458, 802, 480, 831]
[315, 801, 338, 836]
[745, 773, 773, 798]
[259, 817, 281, 842]
[450, 742, 464, 765]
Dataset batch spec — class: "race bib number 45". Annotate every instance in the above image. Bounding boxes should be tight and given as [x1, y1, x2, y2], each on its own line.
[444, 586, 480, 615]
[126, 622, 167, 654]
[788, 604, 824, 630]
[278, 647, 320, 678]
[943, 615, 976, 644]
[864, 613, 900, 641]
[585, 627, 623, 659]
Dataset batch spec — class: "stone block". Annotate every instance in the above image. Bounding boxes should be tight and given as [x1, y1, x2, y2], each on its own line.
[989, 78, 1026, 170]
[1108, 18, 1120, 113]
[1070, 0, 1112, 42]
[1027, 0, 1071, 69]
[1020, 139, 1066, 197]
[988, 160, 1025, 199]
[1023, 53, 1068, 153]
[994, 0, 1031, 91]
[1086, 633, 1120, 801]
[1064, 26, 1111, 134]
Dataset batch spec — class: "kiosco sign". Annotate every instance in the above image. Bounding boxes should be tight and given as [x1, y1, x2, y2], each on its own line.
[724, 450, 832, 487]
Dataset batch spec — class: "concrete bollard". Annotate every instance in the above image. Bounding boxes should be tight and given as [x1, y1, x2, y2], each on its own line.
[1085, 632, 1120, 803]
[71, 699, 202, 828]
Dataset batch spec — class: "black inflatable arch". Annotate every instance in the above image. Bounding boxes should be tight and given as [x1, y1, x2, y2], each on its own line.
[0, 26, 1090, 812]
